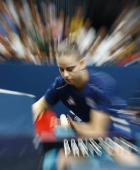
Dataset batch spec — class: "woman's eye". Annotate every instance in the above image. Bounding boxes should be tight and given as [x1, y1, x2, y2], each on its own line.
[67, 69, 73, 72]
[59, 68, 64, 72]
[67, 68, 74, 72]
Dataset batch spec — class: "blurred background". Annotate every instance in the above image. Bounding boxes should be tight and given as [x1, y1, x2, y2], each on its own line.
[0, 0, 140, 170]
[0, 0, 140, 66]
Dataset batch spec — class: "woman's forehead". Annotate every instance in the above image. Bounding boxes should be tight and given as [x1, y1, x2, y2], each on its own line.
[57, 55, 79, 67]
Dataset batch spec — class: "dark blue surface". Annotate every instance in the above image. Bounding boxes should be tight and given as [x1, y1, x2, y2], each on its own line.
[0, 65, 69, 117]
[0, 92, 43, 170]
[0, 93, 34, 136]
[0, 65, 140, 117]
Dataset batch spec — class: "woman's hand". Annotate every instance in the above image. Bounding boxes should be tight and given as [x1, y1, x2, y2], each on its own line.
[67, 114, 77, 132]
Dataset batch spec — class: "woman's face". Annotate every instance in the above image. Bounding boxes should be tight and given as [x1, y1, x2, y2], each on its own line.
[56, 55, 84, 85]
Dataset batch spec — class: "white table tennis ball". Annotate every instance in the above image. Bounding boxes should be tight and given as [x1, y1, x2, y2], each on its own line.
[60, 114, 69, 127]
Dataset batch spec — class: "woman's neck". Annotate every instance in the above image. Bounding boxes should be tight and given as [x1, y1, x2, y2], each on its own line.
[73, 69, 89, 92]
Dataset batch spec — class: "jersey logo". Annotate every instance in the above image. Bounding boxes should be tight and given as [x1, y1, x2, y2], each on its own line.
[67, 96, 76, 105]
[86, 97, 96, 109]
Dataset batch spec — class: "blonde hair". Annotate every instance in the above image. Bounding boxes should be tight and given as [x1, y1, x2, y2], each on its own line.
[57, 39, 83, 61]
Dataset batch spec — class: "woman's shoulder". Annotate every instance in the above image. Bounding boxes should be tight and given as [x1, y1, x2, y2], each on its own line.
[88, 69, 117, 89]
[54, 76, 67, 90]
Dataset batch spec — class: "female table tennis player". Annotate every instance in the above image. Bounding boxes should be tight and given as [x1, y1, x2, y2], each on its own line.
[32, 39, 126, 138]
[32, 40, 140, 170]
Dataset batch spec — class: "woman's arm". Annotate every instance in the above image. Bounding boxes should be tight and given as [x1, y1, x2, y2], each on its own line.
[32, 96, 52, 122]
[68, 109, 110, 139]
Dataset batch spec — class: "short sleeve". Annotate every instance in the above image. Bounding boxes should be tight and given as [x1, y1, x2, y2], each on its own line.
[88, 72, 127, 115]
[96, 93, 127, 116]
[98, 87, 127, 116]
[44, 77, 60, 106]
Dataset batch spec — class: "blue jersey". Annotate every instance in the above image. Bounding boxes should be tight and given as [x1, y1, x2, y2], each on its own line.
[44, 69, 126, 122]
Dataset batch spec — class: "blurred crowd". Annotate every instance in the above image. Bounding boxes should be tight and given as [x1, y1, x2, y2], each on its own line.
[0, 0, 140, 66]
[86, 3, 140, 67]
